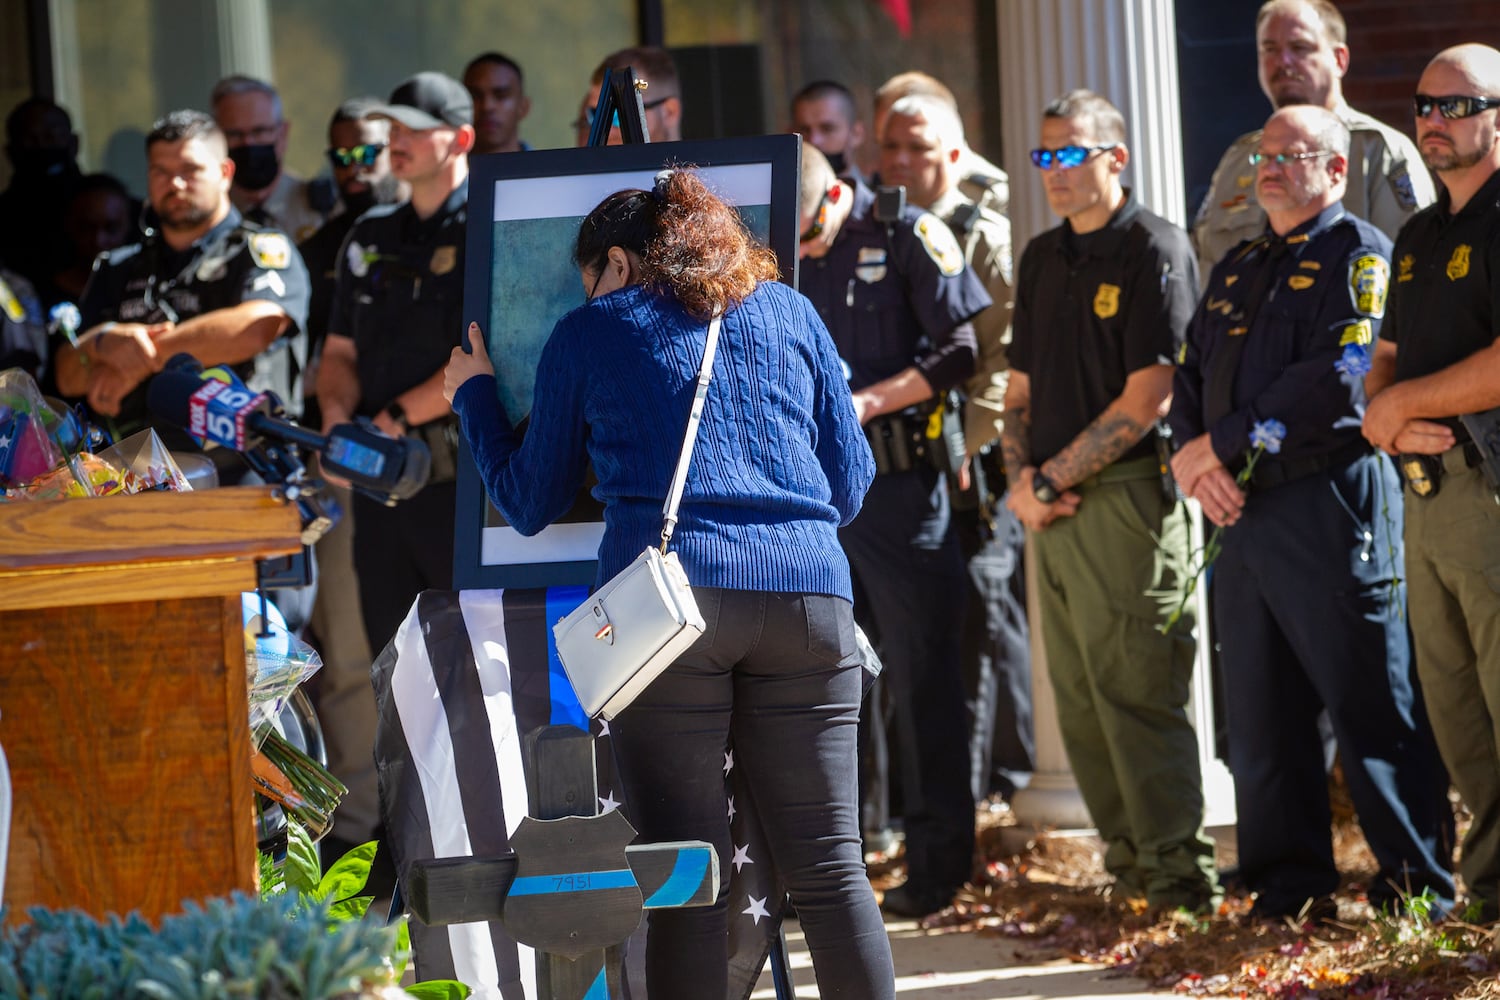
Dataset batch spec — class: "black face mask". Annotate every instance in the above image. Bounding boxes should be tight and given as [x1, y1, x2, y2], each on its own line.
[229, 144, 280, 192]
[10, 146, 73, 180]
[824, 151, 848, 176]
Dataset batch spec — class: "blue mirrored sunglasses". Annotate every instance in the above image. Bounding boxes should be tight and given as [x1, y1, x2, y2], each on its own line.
[1029, 144, 1118, 170]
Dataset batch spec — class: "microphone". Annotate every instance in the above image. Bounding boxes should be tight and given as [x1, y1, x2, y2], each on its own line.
[146, 355, 431, 505]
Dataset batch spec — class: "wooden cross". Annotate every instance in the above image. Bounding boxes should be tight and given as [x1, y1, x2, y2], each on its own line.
[403, 725, 719, 999]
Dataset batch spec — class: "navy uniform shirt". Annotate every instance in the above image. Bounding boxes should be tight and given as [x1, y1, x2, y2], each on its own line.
[79, 207, 311, 425]
[0, 266, 46, 380]
[327, 180, 467, 418]
[1170, 202, 1390, 469]
[1383, 165, 1500, 439]
[798, 181, 987, 393]
[1010, 190, 1197, 465]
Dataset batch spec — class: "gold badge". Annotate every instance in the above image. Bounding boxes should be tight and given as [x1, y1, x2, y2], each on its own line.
[1398, 253, 1415, 283]
[1402, 456, 1434, 497]
[1288, 275, 1315, 290]
[430, 246, 457, 276]
[1447, 244, 1471, 281]
[1093, 283, 1120, 319]
[1339, 319, 1373, 347]
[248, 232, 290, 270]
[1349, 253, 1390, 317]
[1236, 174, 1254, 189]
[914, 213, 965, 277]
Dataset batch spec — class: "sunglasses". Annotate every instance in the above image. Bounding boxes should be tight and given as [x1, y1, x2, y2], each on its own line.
[1413, 94, 1500, 120]
[574, 96, 671, 132]
[800, 190, 831, 243]
[1029, 144, 1118, 170]
[1247, 149, 1332, 167]
[326, 143, 386, 168]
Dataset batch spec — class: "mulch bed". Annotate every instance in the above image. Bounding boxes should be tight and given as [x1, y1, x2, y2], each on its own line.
[868, 789, 1500, 998]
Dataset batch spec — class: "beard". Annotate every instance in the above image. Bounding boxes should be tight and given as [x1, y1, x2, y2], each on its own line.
[156, 199, 215, 232]
[1420, 126, 1496, 173]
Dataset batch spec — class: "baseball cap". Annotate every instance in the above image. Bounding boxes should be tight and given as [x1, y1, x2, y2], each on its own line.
[373, 72, 473, 129]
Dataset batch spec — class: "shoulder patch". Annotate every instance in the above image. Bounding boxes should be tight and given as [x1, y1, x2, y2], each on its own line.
[249, 232, 291, 270]
[1391, 168, 1419, 211]
[913, 212, 965, 277]
[1349, 253, 1389, 317]
[0, 275, 24, 323]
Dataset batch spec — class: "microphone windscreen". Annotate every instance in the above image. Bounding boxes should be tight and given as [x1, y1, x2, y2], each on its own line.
[145, 367, 210, 430]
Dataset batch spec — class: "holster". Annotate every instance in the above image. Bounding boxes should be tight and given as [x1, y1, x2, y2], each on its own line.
[410, 415, 460, 484]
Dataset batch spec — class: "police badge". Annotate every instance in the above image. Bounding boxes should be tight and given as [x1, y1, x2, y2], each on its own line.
[1093, 283, 1121, 319]
[1447, 244, 1471, 281]
[430, 245, 457, 276]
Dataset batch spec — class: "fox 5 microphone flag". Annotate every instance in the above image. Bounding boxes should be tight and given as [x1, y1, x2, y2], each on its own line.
[372, 588, 787, 999]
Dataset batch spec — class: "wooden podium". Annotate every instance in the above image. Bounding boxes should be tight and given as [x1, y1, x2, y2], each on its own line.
[0, 487, 302, 923]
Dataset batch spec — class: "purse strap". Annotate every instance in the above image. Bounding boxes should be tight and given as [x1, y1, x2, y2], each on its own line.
[659, 311, 722, 551]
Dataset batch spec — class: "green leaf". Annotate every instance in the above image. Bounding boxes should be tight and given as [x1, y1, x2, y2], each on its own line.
[258, 847, 283, 899]
[406, 980, 472, 1000]
[317, 840, 377, 903]
[392, 918, 412, 979]
[327, 896, 374, 923]
[283, 819, 322, 901]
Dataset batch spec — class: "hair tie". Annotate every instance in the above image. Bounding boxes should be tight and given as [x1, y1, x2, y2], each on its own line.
[651, 169, 674, 204]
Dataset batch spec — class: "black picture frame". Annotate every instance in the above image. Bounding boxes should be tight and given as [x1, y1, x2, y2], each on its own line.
[453, 134, 803, 590]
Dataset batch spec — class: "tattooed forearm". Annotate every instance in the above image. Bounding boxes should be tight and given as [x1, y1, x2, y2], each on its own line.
[999, 406, 1031, 477]
[1039, 409, 1149, 488]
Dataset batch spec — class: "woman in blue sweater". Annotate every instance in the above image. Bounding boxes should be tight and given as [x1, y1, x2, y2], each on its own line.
[443, 169, 891, 997]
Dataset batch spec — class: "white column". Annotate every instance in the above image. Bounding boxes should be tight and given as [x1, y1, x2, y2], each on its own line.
[213, 0, 274, 81]
[998, 0, 1236, 832]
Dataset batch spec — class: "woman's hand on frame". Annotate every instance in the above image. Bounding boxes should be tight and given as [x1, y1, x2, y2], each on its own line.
[444, 321, 496, 403]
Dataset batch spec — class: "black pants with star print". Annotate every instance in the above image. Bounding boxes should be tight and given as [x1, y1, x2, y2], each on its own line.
[609, 588, 896, 999]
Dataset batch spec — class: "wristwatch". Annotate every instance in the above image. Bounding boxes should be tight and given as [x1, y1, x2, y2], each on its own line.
[1032, 470, 1061, 504]
[383, 400, 410, 433]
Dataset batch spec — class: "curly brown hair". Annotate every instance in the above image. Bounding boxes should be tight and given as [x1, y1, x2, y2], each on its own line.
[573, 167, 781, 320]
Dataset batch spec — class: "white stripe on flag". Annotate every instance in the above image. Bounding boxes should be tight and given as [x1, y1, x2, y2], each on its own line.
[389, 602, 500, 994]
[460, 589, 539, 999]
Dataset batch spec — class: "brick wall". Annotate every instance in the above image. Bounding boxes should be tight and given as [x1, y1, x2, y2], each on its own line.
[1338, 0, 1500, 139]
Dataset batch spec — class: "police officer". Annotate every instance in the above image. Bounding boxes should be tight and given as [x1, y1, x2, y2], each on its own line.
[878, 93, 1033, 804]
[53, 110, 309, 455]
[1364, 43, 1500, 923]
[872, 72, 1009, 215]
[791, 80, 869, 185]
[1003, 90, 1219, 912]
[798, 144, 988, 918]
[316, 72, 473, 656]
[212, 76, 333, 243]
[1171, 105, 1454, 922]
[1193, 0, 1432, 282]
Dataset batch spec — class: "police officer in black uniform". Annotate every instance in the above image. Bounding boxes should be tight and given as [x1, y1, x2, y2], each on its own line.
[55, 110, 309, 461]
[797, 145, 989, 918]
[1169, 105, 1453, 920]
[317, 73, 473, 656]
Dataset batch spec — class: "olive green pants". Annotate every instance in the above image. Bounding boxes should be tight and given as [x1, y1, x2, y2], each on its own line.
[1405, 457, 1500, 915]
[1031, 461, 1218, 906]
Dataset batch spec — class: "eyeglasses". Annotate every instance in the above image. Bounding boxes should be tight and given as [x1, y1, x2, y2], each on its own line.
[1029, 144, 1117, 170]
[1247, 149, 1332, 167]
[573, 96, 671, 132]
[326, 143, 387, 169]
[1413, 94, 1500, 120]
[800, 190, 831, 243]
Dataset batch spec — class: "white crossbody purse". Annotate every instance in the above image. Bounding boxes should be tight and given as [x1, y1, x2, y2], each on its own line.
[552, 313, 721, 719]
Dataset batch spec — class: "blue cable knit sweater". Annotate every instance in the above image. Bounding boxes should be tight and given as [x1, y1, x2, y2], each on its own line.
[452, 280, 875, 601]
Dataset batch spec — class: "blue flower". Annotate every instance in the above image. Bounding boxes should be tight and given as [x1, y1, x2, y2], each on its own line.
[1335, 344, 1372, 378]
[47, 301, 81, 337]
[1250, 418, 1287, 455]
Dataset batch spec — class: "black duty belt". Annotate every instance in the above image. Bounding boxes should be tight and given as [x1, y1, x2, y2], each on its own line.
[1248, 437, 1371, 490]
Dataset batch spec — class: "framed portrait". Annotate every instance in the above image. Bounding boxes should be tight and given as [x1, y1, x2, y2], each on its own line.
[453, 134, 803, 590]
